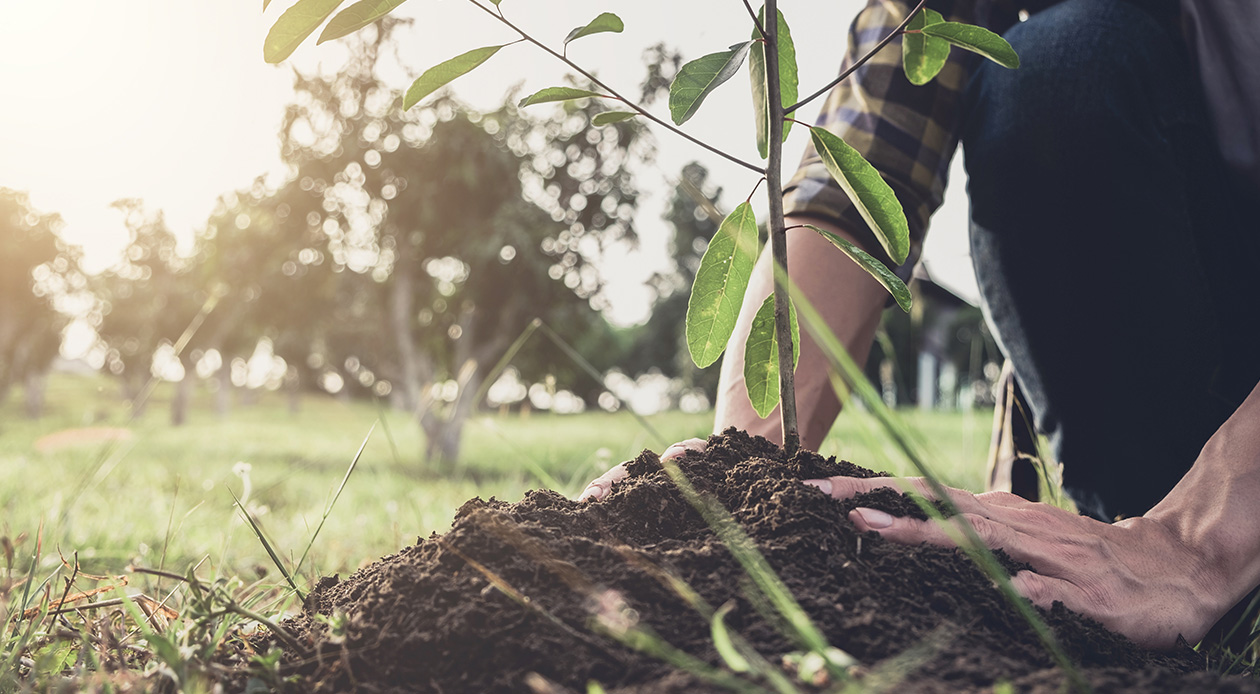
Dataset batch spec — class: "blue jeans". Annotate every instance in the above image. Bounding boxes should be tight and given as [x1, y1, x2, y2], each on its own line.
[961, 0, 1260, 520]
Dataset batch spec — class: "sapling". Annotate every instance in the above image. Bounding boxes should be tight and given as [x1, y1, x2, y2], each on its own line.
[261, 0, 1016, 451]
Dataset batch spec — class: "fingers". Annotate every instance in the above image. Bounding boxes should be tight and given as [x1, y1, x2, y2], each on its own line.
[846, 505, 1086, 580]
[848, 508, 1022, 549]
[804, 475, 989, 517]
[577, 438, 708, 502]
[577, 463, 628, 502]
[661, 438, 707, 461]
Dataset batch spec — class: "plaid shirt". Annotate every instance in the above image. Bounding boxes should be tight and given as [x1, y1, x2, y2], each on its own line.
[783, 0, 1020, 278]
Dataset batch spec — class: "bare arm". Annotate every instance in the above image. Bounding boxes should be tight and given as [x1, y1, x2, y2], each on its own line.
[579, 217, 891, 501]
[714, 216, 892, 449]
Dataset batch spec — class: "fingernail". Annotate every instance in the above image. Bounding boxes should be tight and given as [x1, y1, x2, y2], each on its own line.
[802, 478, 832, 495]
[853, 507, 893, 529]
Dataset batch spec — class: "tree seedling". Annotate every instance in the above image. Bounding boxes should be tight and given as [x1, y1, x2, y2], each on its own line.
[261, 0, 1017, 450]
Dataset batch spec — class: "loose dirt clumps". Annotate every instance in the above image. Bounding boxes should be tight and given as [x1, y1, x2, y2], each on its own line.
[278, 429, 1257, 693]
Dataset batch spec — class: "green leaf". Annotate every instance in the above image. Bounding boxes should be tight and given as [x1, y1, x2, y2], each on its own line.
[264, 0, 346, 63]
[902, 8, 949, 85]
[592, 111, 638, 126]
[404, 45, 504, 110]
[744, 293, 800, 418]
[488, 0, 501, 4]
[318, 0, 409, 44]
[564, 12, 624, 45]
[263, 0, 274, 11]
[518, 87, 604, 108]
[669, 41, 755, 125]
[802, 224, 912, 312]
[920, 22, 1020, 69]
[586, 682, 607, 694]
[749, 5, 798, 159]
[686, 201, 759, 367]
[711, 602, 752, 673]
[807, 126, 910, 265]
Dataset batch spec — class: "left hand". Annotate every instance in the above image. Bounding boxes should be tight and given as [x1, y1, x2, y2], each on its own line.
[802, 475, 1227, 650]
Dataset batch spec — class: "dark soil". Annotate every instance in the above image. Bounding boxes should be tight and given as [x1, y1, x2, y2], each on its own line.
[276, 429, 1258, 693]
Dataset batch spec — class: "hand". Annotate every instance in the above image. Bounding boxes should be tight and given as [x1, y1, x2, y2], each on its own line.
[802, 475, 1228, 650]
[576, 438, 707, 502]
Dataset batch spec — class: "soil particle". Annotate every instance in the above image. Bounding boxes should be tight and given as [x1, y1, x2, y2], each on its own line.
[276, 429, 1256, 693]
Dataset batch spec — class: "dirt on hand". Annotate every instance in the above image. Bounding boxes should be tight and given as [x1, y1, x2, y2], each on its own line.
[275, 429, 1257, 693]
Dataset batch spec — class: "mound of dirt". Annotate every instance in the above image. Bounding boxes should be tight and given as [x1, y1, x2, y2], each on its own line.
[277, 429, 1257, 693]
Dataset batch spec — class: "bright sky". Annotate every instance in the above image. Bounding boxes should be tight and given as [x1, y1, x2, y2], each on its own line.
[0, 0, 978, 326]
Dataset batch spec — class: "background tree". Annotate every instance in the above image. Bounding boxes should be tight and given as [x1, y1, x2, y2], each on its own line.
[276, 22, 648, 465]
[93, 199, 194, 419]
[626, 161, 726, 402]
[193, 179, 338, 415]
[0, 188, 83, 418]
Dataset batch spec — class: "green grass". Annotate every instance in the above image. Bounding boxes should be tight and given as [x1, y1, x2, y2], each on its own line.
[0, 373, 990, 580]
[0, 371, 999, 691]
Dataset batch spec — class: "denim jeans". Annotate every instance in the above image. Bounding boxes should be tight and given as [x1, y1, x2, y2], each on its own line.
[961, 0, 1260, 520]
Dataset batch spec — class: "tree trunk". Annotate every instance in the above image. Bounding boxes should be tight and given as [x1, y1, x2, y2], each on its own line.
[216, 363, 232, 417]
[419, 346, 487, 469]
[286, 366, 302, 414]
[23, 369, 46, 419]
[389, 256, 422, 412]
[123, 374, 148, 417]
[171, 373, 193, 426]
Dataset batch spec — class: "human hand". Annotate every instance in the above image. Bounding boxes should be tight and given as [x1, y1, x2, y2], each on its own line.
[802, 475, 1228, 650]
[576, 438, 707, 502]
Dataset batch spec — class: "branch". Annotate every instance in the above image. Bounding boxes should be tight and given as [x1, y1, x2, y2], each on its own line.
[742, 0, 768, 39]
[764, 0, 800, 454]
[784, 0, 927, 115]
[466, 0, 766, 176]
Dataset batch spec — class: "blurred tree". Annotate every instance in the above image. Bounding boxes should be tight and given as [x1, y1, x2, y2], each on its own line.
[0, 189, 83, 418]
[93, 200, 195, 421]
[624, 162, 726, 402]
[277, 21, 647, 465]
[194, 178, 337, 415]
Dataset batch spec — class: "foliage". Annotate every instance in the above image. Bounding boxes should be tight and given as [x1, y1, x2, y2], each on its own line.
[0, 189, 83, 416]
[272, 22, 649, 462]
[93, 200, 194, 407]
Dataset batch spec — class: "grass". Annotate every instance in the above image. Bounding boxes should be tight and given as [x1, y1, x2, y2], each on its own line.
[0, 372, 989, 580]
[0, 370, 994, 691]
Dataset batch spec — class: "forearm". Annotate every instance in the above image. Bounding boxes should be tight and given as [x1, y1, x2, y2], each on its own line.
[1143, 378, 1260, 614]
[713, 217, 890, 450]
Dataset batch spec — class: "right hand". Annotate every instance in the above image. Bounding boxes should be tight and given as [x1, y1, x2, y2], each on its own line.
[576, 438, 708, 502]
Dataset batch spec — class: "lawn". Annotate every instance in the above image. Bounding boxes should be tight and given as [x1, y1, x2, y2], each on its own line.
[0, 372, 992, 581]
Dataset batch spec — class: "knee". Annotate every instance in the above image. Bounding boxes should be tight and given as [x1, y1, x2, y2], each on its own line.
[966, 0, 1188, 141]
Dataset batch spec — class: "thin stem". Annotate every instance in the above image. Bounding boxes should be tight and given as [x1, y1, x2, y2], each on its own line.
[467, 0, 765, 176]
[764, 0, 800, 455]
[742, 0, 768, 39]
[784, 0, 927, 115]
[745, 176, 766, 203]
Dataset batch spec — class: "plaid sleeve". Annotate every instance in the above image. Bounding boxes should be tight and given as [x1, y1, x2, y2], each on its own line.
[782, 0, 1018, 278]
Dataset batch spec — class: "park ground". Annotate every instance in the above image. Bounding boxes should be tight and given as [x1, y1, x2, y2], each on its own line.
[0, 373, 991, 580]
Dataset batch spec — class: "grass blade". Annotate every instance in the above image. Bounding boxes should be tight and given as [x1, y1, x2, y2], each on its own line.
[293, 422, 375, 577]
[228, 487, 303, 601]
[780, 265, 1088, 692]
[656, 456, 856, 682]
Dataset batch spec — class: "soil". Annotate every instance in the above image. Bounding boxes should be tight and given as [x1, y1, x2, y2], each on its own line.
[275, 429, 1258, 693]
